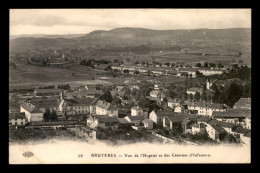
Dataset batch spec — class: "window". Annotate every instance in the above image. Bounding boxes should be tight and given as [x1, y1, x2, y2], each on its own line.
[21, 122, 23, 125]
[15, 122, 17, 125]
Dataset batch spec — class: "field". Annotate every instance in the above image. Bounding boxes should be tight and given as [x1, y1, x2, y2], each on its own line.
[9, 63, 114, 89]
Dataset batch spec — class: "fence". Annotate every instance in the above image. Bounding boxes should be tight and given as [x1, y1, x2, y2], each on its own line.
[151, 132, 175, 143]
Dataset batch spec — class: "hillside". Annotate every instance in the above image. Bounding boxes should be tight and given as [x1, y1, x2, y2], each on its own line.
[10, 27, 251, 52]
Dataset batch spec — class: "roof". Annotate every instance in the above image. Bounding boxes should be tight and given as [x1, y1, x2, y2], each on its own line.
[150, 90, 161, 95]
[185, 101, 226, 109]
[35, 89, 63, 94]
[178, 68, 198, 72]
[181, 118, 191, 125]
[168, 98, 183, 104]
[233, 98, 251, 109]
[192, 123, 205, 128]
[118, 118, 130, 124]
[20, 103, 43, 113]
[96, 64, 112, 70]
[233, 127, 250, 134]
[199, 68, 223, 72]
[9, 112, 26, 119]
[95, 116, 118, 123]
[243, 131, 251, 138]
[63, 98, 96, 106]
[197, 116, 211, 123]
[30, 99, 60, 109]
[166, 113, 198, 123]
[30, 121, 74, 126]
[212, 109, 250, 118]
[153, 110, 174, 117]
[187, 87, 203, 93]
[96, 100, 118, 111]
[211, 125, 227, 134]
[126, 116, 145, 121]
[142, 118, 153, 123]
[208, 119, 236, 128]
[131, 106, 143, 111]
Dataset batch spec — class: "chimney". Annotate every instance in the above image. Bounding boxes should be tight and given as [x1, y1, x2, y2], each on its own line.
[60, 92, 63, 101]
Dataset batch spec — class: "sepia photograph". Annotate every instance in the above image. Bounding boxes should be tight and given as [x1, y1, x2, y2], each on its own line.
[9, 8, 251, 164]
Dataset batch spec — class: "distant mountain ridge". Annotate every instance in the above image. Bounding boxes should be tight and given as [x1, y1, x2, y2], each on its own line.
[10, 27, 251, 52]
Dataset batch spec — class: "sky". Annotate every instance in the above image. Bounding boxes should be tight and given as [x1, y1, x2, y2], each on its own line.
[10, 9, 251, 35]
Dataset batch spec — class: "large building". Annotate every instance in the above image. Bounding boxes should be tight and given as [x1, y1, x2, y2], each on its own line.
[233, 98, 251, 110]
[34, 89, 63, 97]
[185, 101, 227, 116]
[9, 112, 26, 126]
[20, 102, 44, 122]
[90, 99, 118, 117]
[186, 88, 203, 95]
[59, 98, 96, 115]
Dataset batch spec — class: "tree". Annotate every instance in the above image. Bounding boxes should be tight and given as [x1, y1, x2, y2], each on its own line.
[195, 70, 203, 77]
[181, 72, 188, 78]
[204, 62, 209, 68]
[209, 63, 216, 68]
[212, 87, 221, 103]
[189, 94, 194, 101]
[50, 110, 58, 121]
[171, 63, 175, 68]
[195, 63, 201, 68]
[217, 63, 224, 69]
[194, 92, 201, 101]
[225, 82, 243, 107]
[43, 108, 51, 121]
[100, 90, 113, 103]
[111, 97, 122, 105]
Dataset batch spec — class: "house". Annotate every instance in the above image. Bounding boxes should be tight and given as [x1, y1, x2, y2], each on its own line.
[240, 131, 251, 146]
[20, 102, 44, 122]
[87, 115, 119, 130]
[124, 116, 145, 126]
[177, 68, 197, 78]
[205, 124, 227, 142]
[233, 98, 251, 110]
[207, 119, 236, 134]
[131, 106, 148, 117]
[150, 90, 161, 98]
[167, 98, 184, 108]
[197, 116, 211, 124]
[162, 113, 198, 130]
[245, 114, 251, 129]
[96, 64, 112, 71]
[174, 105, 185, 113]
[182, 118, 196, 133]
[111, 90, 126, 97]
[192, 123, 206, 135]
[9, 112, 26, 126]
[115, 85, 126, 92]
[90, 99, 118, 117]
[186, 88, 203, 95]
[198, 68, 223, 76]
[232, 127, 250, 138]
[185, 101, 227, 116]
[34, 89, 63, 97]
[29, 98, 61, 113]
[130, 84, 141, 91]
[149, 110, 174, 126]
[206, 79, 217, 90]
[212, 108, 250, 127]
[142, 119, 153, 129]
[59, 98, 96, 115]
